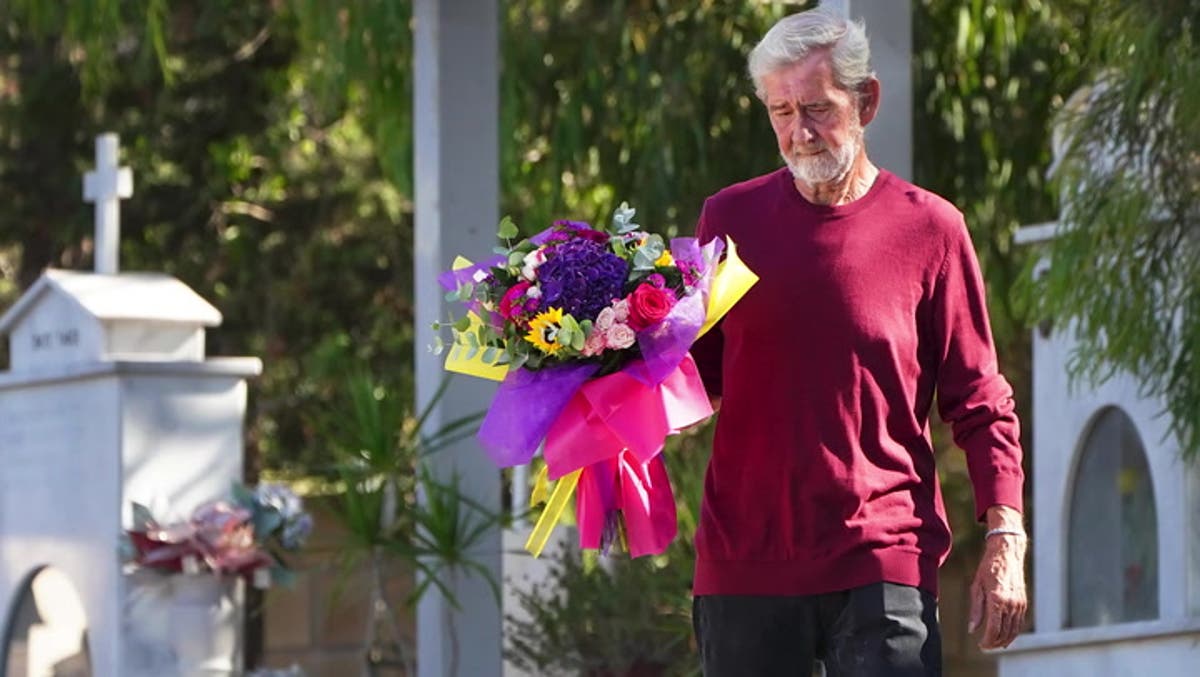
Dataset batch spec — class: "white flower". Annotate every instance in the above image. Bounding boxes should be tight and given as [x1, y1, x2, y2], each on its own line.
[526, 285, 542, 299]
[472, 269, 489, 283]
[521, 250, 547, 281]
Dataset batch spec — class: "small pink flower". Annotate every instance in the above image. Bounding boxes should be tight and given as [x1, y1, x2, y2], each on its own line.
[604, 323, 636, 350]
[582, 331, 607, 357]
[595, 307, 616, 331]
[611, 299, 631, 323]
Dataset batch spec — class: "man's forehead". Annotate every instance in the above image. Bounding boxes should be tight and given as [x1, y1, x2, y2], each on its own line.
[761, 52, 842, 101]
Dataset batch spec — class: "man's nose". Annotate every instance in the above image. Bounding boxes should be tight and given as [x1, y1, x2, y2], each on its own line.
[792, 123, 818, 147]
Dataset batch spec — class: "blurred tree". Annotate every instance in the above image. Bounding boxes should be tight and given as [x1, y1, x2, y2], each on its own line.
[914, 0, 1091, 548]
[0, 1, 414, 473]
[1017, 0, 1200, 458]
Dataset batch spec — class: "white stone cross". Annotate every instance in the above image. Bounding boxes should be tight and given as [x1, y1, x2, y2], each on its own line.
[83, 133, 133, 275]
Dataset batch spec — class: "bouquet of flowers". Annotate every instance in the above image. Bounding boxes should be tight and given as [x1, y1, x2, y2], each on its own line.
[125, 482, 314, 588]
[436, 204, 756, 557]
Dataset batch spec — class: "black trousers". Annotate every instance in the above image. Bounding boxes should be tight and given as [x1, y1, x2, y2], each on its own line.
[693, 583, 942, 677]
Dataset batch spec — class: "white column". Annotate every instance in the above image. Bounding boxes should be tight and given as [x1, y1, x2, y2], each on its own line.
[413, 1, 503, 677]
[823, 0, 913, 181]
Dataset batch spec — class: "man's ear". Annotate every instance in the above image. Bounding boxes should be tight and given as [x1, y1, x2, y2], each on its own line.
[858, 77, 881, 126]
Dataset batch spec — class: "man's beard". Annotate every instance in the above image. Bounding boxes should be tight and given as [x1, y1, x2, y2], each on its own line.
[783, 118, 863, 186]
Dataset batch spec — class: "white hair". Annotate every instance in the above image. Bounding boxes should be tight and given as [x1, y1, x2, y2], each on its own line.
[748, 8, 875, 98]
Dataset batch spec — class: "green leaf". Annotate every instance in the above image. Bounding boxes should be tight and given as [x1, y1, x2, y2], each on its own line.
[453, 316, 472, 332]
[497, 215, 519, 240]
[556, 326, 575, 347]
[612, 201, 639, 233]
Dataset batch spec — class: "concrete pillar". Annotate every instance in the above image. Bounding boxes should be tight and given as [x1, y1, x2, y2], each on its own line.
[413, 1, 502, 676]
[823, 0, 913, 180]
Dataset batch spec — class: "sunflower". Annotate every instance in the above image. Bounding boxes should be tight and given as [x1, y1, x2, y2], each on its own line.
[525, 307, 566, 354]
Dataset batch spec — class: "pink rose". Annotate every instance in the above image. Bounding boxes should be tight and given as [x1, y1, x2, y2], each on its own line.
[611, 298, 630, 323]
[595, 307, 616, 331]
[604, 323, 636, 350]
[627, 283, 676, 330]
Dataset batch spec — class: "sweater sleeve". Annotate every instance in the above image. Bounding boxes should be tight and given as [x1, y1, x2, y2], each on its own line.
[932, 218, 1025, 521]
[691, 200, 724, 398]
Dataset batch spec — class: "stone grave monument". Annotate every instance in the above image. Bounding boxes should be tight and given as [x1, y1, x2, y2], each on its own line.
[0, 133, 262, 676]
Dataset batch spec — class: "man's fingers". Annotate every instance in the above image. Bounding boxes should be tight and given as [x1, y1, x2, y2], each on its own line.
[967, 581, 984, 633]
[980, 596, 1026, 649]
[997, 607, 1015, 647]
[982, 601, 1004, 648]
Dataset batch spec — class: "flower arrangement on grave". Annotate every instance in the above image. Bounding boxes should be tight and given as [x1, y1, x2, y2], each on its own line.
[125, 482, 313, 588]
[435, 203, 757, 557]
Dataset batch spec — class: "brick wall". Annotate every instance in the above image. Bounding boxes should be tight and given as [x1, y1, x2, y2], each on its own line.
[257, 502, 416, 677]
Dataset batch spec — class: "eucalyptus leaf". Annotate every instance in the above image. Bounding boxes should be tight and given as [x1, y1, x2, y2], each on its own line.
[497, 215, 519, 240]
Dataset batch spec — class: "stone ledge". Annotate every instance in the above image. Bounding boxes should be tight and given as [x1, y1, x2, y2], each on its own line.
[998, 617, 1200, 654]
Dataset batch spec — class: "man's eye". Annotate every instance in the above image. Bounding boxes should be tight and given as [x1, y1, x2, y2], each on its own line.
[772, 109, 793, 117]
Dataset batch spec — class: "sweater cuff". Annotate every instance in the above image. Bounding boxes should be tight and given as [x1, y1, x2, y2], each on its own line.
[973, 473, 1024, 522]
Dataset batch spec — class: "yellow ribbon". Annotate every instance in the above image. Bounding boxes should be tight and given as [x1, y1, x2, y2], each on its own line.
[524, 469, 581, 557]
[443, 257, 508, 382]
[530, 464, 549, 507]
[697, 236, 758, 339]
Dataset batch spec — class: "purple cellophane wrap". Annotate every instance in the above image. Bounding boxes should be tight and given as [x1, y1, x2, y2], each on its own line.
[477, 361, 600, 467]
[628, 292, 705, 387]
[436, 254, 505, 292]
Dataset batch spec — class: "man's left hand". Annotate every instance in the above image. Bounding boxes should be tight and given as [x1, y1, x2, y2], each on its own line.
[969, 505, 1028, 650]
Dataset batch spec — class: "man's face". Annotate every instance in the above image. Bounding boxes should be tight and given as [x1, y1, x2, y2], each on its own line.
[761, 50, 865, 186]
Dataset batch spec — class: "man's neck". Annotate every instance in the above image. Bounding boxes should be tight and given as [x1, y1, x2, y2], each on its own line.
[794, 152, 879, 206]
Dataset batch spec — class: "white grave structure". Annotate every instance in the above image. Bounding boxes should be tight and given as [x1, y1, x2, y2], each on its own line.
[999, 95, 1200, 674]
[0, 133, 262, 676]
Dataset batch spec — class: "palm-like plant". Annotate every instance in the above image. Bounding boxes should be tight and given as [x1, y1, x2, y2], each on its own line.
[323, 369, 500, 675]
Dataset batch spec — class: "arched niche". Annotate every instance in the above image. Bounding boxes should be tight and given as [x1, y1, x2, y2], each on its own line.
[1066, 406, 1159, 627]
[1, 566, 92, 676]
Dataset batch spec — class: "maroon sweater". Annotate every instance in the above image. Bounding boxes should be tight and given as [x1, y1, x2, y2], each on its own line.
[691, 168, 1023, 597]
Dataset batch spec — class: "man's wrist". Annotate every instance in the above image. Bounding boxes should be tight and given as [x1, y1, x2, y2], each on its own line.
[984, 527, 1026, 540]
[984, 505, 1024, 532]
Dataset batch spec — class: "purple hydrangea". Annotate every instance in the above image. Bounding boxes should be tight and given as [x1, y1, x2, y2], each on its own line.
[538, 239, 628, 320]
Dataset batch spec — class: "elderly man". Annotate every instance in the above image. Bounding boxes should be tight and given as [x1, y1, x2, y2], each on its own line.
[690, 8, 1027, 676]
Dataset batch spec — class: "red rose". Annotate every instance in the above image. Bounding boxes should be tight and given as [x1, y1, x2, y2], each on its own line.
[498, 281, 532, 321]
[628, 283, 677, 330]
